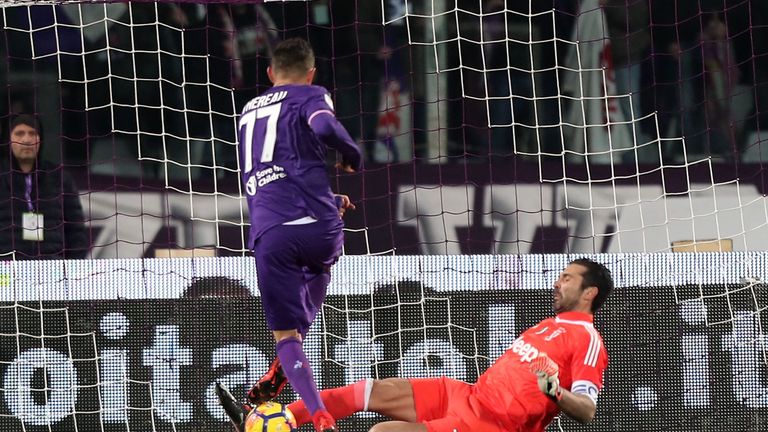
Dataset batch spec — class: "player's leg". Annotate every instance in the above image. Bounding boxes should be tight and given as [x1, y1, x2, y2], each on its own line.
[292, 222, 344, 431]
[367, 378, 498, 432]
[272, 328, 335, 431]
[304, 267, 331, 328]
[366, 378, 420, 420]
[288, 378, 464, 432]
[248, 268, 328, 405]
[247, 268, 324, 405]
[251, 224, 337, 431]
[288, 378, 419, 424]
[252, 260, 330, 406]
[368, 422, 428, 432]
[301, 222, 342, 325]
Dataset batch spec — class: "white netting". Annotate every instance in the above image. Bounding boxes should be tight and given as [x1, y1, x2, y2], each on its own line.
[1, 254, 767, 430]
[0, 0, 767, 431]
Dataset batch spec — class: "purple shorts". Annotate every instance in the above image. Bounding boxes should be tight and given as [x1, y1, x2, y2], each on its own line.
[253, 220, 343, 332]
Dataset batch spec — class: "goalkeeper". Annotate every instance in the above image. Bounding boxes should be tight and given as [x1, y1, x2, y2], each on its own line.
[220, 258, 613, 431]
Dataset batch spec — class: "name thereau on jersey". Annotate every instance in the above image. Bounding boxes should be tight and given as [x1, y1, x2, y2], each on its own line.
[242, 90, 288, 112]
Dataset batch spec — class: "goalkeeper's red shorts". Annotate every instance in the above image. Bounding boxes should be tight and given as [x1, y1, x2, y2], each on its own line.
[409, 377, 512, 432]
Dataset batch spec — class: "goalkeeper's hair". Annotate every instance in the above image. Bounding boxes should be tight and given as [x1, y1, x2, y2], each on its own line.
[571, 258, 614, 313]
[271, 38, 315, 76]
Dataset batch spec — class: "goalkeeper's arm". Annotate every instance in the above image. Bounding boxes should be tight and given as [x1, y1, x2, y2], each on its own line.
[530, 353, 598, 424]
[552, 387, 596, 424]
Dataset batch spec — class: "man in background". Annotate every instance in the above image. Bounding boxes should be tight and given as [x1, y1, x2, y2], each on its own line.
[0, 114, 87, 259]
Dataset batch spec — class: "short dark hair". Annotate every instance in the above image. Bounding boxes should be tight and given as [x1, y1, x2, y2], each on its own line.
[9, 113, 42, 140]
[571, 258, 614, 313]
[271, 38, 315, 76]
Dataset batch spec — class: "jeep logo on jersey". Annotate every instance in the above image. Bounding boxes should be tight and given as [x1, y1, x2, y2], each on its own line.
[510, 337, 538, 362]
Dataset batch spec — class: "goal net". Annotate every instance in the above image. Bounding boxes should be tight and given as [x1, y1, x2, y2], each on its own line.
[0, 1, 767, 431]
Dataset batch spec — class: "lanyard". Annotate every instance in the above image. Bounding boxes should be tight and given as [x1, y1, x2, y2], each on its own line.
[24, 174, 34, 212]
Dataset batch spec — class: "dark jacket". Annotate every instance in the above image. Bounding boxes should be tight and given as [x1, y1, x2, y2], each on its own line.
[0, 156, 88, 259]
[604, 0, 651, 67]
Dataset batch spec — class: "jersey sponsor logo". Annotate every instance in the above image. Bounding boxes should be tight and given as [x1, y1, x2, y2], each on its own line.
[245, 166, 288, 195]
[510, 337, 539, 362]
[246, 176, 257, 196]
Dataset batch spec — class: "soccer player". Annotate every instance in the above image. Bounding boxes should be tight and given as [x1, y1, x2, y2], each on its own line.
[258, 258, 613, 431]
[216, 38, 362, 432]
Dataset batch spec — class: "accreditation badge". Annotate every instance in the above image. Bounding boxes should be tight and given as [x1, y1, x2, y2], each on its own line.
[22, 212, 44, 241]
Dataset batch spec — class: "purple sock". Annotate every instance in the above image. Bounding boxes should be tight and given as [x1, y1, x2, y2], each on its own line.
[276, 337, 326, 415]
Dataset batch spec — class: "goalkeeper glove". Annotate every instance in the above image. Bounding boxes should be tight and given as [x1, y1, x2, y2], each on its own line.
[529, 353, 563, 401]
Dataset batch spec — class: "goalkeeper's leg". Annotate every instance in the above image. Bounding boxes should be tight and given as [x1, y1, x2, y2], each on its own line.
[288, 378, 419, 425]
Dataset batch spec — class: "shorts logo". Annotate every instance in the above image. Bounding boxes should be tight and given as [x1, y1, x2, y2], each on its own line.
[510, 337, 539, 362]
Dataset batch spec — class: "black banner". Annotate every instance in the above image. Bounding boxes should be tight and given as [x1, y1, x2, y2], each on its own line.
[1, 278, 766, 431]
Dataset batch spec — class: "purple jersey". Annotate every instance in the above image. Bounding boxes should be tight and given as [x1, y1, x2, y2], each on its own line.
[238, 84, 362, 248]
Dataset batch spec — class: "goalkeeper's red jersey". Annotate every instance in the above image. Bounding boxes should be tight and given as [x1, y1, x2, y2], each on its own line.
[473, 311, 607, 431]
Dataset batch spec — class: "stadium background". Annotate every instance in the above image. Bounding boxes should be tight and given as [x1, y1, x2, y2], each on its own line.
[0, 1, 767, 431]
[1, 254, 767, 431]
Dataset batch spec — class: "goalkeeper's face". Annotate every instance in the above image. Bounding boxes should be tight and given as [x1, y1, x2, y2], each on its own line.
[553, 263, 596, 314]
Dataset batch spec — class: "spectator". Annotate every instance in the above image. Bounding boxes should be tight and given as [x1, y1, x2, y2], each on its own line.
[603, 0, 650, 123]
[482, 0, 534, 156]
[195, 4, 279, 174]
[0, 114, 87, 259]
[328, 0, 388, 164]
[213, 3, 279, 106]
[701, 12, 740, 156]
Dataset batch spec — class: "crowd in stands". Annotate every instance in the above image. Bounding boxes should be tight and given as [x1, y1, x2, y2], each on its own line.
[0, 0, 766, 258]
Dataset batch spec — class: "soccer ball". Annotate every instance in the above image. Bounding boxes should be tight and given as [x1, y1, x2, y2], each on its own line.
[245, 401, 298, 432]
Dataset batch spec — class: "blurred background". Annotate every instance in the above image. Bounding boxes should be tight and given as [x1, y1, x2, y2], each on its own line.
[0, 0, 766, 257]
[0, 3, 767, 431]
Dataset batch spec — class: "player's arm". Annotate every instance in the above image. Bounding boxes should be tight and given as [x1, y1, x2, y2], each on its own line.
[308, 110, 362, 172]
[551, 386, 596, 423]
[530, 353, 601, 424]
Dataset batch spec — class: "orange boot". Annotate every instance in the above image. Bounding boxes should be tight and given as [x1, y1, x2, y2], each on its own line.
[247, 357, 288, 404]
